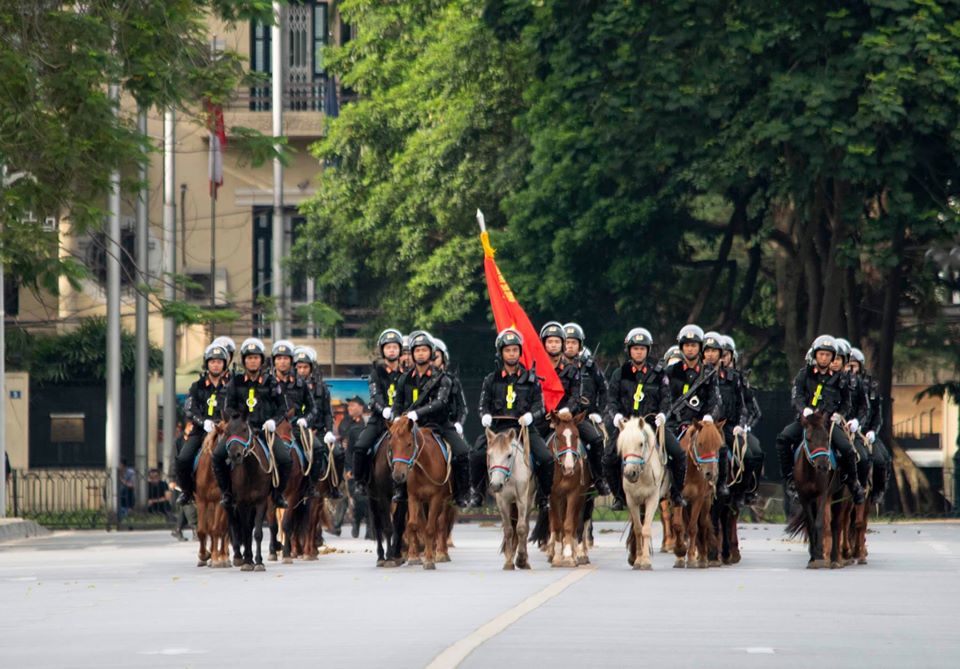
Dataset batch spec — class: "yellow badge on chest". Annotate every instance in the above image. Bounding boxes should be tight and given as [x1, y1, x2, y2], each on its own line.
[812, 383, 823, 407]
[206, 394, 217, 416]
[412, 388, 419, 403]
[387, 383, 396, 407]
[506, 384, 516, 410]
[246, 387, 257, 411]
[633, 383, 644, 411]
[682, 383, 690, 395]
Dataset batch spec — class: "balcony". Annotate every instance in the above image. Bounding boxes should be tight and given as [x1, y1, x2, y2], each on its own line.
[225, 81, 330, 139]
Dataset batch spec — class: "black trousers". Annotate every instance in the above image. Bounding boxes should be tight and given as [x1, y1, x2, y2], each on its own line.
[350, 420, 387, 484]
[775, 420, 855, 479]
[211, 432, 292, 491]
[175, 431, 206, 494]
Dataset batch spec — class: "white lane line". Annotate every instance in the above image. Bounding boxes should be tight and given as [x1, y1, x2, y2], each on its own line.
[426, 567, 595, 669]
[744, 647, 775, 654]
[926, 541, 953, 556]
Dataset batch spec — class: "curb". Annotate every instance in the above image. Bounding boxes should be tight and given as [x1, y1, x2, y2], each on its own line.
[0, 519, 52, 543]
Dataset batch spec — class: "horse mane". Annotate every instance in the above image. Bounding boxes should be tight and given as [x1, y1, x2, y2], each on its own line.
[801, 412, 825, 431]
[696, 420, 724, 451]
[617, 418, 654, 455]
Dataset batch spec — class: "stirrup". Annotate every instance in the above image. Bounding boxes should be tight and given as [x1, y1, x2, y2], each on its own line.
[273, 491, 288, 509]
[177, 491, 193, 505]
[219, 492, 234, 508]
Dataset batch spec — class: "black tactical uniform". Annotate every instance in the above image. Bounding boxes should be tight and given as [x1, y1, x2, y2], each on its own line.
[665, 360, 722, 430]
[351, 361, 403, 490]
[305, 371, 344, 497]
[175, 370, 229, 502]
[861, 372, 891, 501]
[715, 366, 766, 498]
[276, 369, 324, 499]
[340, 409, 369, 537]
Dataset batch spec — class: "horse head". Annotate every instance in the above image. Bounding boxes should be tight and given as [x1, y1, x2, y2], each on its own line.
[549, 411, 585, 477]
[800, 412, 832, 473]
[388, 416, 416, 484]
[618, 418, 651, 484]
[486, 428, 520, 494]
[275, 417, 294, 445]
[222, 410, 252, 467]
[690, 419, 724, 485]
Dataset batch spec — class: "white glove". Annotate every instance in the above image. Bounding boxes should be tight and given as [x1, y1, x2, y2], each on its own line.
[733, 425, 745, 436]
[614, 413, 625, 428]
[382, 407, 393, 420]
[406, 411, 418, 423]
[297, 418, 308, 429]
[847, 418, 860, 433]
[702, 414, 714, 424]
[203, 419, 215, 433]
[262, 419, 276, 433]
[654, 413, 666, 427]
[866, 430, 876, 444]
[455, 422, 464, 436]
[589, 413, 602, 424]
[519, 412, 534, 427]
[831, 413, 845, 426]
[557, 407, 572, 419]
[802, 407, 814, 418]
[481, 414, 493, 428]
[324, 431, 336, 445]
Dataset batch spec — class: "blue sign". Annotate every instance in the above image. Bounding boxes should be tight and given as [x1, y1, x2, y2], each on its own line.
[9, 390, 21, 399]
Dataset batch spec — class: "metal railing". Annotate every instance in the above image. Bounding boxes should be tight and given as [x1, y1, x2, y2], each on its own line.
[229, 81, 328, 112]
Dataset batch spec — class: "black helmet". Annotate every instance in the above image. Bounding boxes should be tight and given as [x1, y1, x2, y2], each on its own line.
[239, 337, 266, 360]
[834, 337, 852, 361]
[495, 328, 523, 355]
[292, 345, 314, 368]
[539, 321, 564, 344]
[662, 345, 682, 364]
[810, 334, 837, 359]
[408, 330, 436, 356]
[702, 331, 724, 351]
[212, 336, 236, 359]
[677, 324, 704, 346]
[433, 338, 449, 364]
[849, 347, 866, 368]
[203, 343, 229, 368]
[377, 328, 403, 354]
[562, 322, 585, 345]
[271, 339, 295, 360]
[624, 327, 654, 352]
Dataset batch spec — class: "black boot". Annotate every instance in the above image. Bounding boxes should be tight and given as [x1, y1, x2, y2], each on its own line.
[452, 455, 475, 509]
[776, 440, 797, 497]
[716, 448, 730, 498]
[392, 480, 407, 503]
[588, 442, 611, 496]
[273, 462, 290, 509]
[669, 455, 687, 507]
[534, 462, 553, 511]
[841, 451, 866, 504]
[603, 457, 625, 511]
[353, 450, 370, 497]
[870, 462, 889, 504]
[212, 461, 234, 508]
[175, 460, 195, 505]
[469, 448, 487, 506]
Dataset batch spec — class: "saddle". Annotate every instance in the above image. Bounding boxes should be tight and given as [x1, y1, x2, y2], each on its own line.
[291, 441, 308, 470]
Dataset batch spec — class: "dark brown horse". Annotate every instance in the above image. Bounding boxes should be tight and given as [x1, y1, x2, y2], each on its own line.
[222, 411, 274, 572]
[389, 417, 452, 570]
[711, 431, 757, 566]
[785, 413, 840, 569]
[370, 429, 406, 568]
[195, 424, 231, 568]
[546, 412, 591, 568]
[267, 419, 310, 563]
[672, 420, 724, 569]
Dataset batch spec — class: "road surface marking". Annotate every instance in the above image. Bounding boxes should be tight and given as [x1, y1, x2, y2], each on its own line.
[426, 567, 595, 669]
[745, 647, 775, 654]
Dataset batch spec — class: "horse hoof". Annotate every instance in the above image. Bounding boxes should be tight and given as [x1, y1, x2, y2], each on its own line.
[382, 560, 398, 569]
[197, 560, 209, 568]
[627, 555, 636, 567]
[254, 564, 266, 572]
[282, 557, 293, 565]
[376, 559, 386, 568]
[708, 560, 723, 568]
[305, 555, 319, 562]
[831, 561, 843, 570]
[503, 563, 515, 570]
[807, 559, 827, 569]
[436, 554, 450, 563]
[233, 558, 244, 567]
[423, 562, 436, 570]
[240, 563, 254, 572]
[857, 558, 868, 565]
[730, 553, 741, 565]
[673, 559, 686, 569]
[408, 558, 422, 566]
[267, 554, 277, 562]
[844, 558, 856, 566]
[576, 556, 590, 566]
[634, 562, 652, 571]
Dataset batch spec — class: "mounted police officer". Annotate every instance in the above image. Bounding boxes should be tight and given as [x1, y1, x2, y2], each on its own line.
[352, 329, 405, 496]
[538, 321, 608, 495]
[833, 338, 872, 490]
[665, 324, 722, 431]
[293, 346, 342, 499]
[175, 343, 230, 505]
[399, 335, 414, 373]
[212, 336, 237, 374]
[214, 338, 291, 508]
[702, 332, 739, 498]
[775, 335, 866, 504]
[433, 338, 467, 441]
[602, 328, 687, 509]
[720, 335, 764, 503]
[394, 330, 478, 508]
[560, 322, 611, 496]
[472, 328, 553, 510]
[848, 347, 891, 503]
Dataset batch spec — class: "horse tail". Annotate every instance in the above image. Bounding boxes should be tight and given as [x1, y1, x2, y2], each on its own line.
[784, 502, 808, 539]
[528, 506, 549, 545]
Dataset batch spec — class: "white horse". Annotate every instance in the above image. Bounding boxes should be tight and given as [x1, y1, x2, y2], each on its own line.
[618, 418, 667, 570]
[486, 427, 535, 570]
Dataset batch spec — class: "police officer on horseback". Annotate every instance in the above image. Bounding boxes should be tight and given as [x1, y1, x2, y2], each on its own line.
[293, 346, 342, 499]
[214, 337, 292, 509]
[833, 338, 873, 492]
[539, 321, 609, 496]
[472, 328, 554, 511]
[561, 322, 611, 496]
[352, 329, 405, 496]
[602, 327, 687, 509]
[719, 334, 764, 503]
[848, 347, 891, 503]
[175, 342, 230, 505]
[394, 330, 478, 508]
[775, 335, 866, 504]
[433, 338, 467, 441]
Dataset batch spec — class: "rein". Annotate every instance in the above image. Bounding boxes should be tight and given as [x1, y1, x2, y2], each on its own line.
[689, 428, 718, 468]
[487, 431, 528, 481]
[390, 424, 452, 487]
[225, 426, 278, 488]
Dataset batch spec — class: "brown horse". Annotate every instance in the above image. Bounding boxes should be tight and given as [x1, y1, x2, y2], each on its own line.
[546, 412, 591, 568]
[389, 417, 452, 570]
[222, 411, 274, 572]
[370, 429, 406, 568]
[785, 413, 841, 569]
[711, 431, 756, 566]
[842, 431, 872, 565]
[672, 420, 724, 569]
[195, 424, 231, 568]
[267, 420, 311, 563]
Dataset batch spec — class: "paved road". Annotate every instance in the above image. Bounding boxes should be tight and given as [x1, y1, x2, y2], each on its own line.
[1, 520, 958, 668]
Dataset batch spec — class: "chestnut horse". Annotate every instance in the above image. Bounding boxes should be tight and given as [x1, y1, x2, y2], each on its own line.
[389, 417, 452, 570]
[785, 413, 841, 569]
[222, 412, 274, 572]
[672, 420, 724, 569]
[619, 418, 666, 570]
[841, 429, 872, 566]
[487, 427, 534, 570]
[195, 424, 231, 568]
[546, 412, 591, 568]
[267, 420, 312, 563]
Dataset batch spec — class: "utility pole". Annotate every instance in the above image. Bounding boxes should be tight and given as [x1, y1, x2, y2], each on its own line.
[271, 1, 285, 340]
[105, 83, 122, 516]
[135, 109, 150, 503]
[162, 109, 177, 478]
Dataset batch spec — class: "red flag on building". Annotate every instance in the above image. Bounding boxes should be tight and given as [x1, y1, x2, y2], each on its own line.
[480, 217, 564, 412]
[205, 99, 227, 199]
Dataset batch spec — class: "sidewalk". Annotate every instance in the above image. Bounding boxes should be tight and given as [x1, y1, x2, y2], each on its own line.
[0, 518, 51, 543]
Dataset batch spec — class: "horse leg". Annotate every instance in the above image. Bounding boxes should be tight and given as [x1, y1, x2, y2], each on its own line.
[561, 493, 578, 568]
[498, 494, 516, 570]
[422, 494, 441, 570]
[281, 504, 295, 564]
[708, 501, 722, 567]
[406, 495, 422, 566]
[672, 503, 688, 568]
[854, 502, 868, 564]
[196, 501, 210, 567]
[574, 495, 589, 566]
[728, 503, 741, 565]
[627, 495, 641, 568]
[548, 499, 561, 565]
[660, 499, 674, 553]
[684, 497, 703, 568]
[639, 494, 657, 570]
[253, 503, 266, 571]
[516, 486, 532, 570]
[370, 497, 386, 566]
